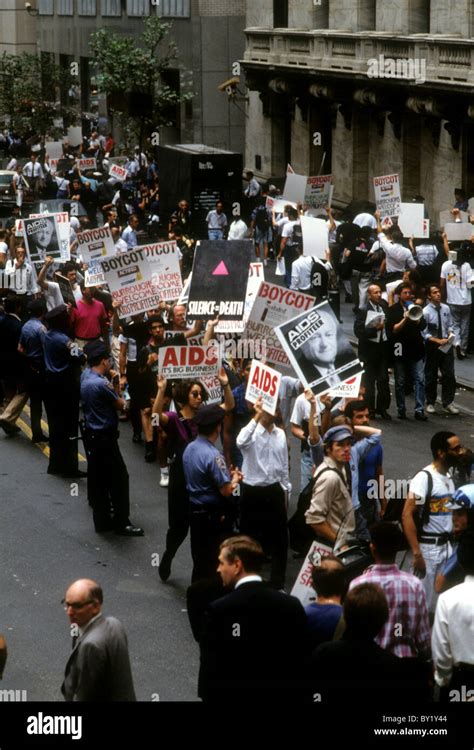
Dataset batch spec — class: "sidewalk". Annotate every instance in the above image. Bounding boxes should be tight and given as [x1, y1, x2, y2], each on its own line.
[340, 300, 474, 391]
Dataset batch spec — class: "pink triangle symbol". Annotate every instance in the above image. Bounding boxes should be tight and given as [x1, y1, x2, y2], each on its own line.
[212, 261, 229, 276]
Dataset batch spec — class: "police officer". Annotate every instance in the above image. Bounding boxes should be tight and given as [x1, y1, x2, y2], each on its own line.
[81, 340, 144, 537]
[183, 404, 243, 583]
[43, 304, 85, 478]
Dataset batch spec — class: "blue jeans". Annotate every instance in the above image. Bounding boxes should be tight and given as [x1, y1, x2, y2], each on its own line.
[300, 449, 314, 492]
[394, 358, 425, 415]
[208, 229, 224, 241]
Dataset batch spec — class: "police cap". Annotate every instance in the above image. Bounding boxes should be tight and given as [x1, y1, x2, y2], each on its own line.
[323, 425, 353, 444]
[44, 303, 68, 321]
[194, 404, 226, 427]
[84, 340, 110, 362]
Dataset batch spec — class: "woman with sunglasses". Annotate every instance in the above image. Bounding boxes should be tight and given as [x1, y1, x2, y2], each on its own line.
[152, 368, 235, 582]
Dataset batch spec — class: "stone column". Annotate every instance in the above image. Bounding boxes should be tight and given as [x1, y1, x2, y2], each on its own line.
[332, 109, 354, 205]
[329, 0, 375, 31]
[377, 0, 430, 34]
[430, 0, 470, 37]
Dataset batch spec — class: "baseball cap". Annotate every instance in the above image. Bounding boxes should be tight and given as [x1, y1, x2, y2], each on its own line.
[194, 404, 226, 427]
[323, 425, 353, 443]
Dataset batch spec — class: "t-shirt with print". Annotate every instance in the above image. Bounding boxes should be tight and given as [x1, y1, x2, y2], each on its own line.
[440, 261, 473, 305]
[409, 464, 454, 535]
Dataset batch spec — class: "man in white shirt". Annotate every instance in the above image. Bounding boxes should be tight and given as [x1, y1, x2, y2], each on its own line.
[12, 165, 28, 212]
[432, 530, 474, 697]
[121, 214, 139, 250]
[237, 397, 291, 590]
[440, 245, 473, 359]
[4, 246, 37, 296]
[375, 211, 416, 280]
[22, 154, 44, 196]
[227, 214, 248, 240]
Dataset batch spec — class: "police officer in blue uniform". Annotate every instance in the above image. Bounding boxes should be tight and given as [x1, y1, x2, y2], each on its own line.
[183, 404, 243, 582]
[43, 303, 85, 478]
[81, 340, 144, 537]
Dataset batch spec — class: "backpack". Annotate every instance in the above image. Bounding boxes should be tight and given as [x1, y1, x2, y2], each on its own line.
[254, 205, 270, 232]
[383, 469, 433, 541]
[287, 222, 303, 251]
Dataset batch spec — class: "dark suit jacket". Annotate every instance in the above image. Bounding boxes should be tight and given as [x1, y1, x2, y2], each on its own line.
[198, 581, 310, 702]
[0, 313, 23, 378]
[354, 300, 389, 362]
[61, 614, 136, 702]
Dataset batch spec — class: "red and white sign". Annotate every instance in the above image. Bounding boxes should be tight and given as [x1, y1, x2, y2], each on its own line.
[158, 346, 219, 380]
[373, 173, 401, 218]
[109, 164, 127, 181]
[291, 540, 334, 607]
[78, 226, 115, 262]
[245, 360, 282, 416]
[329, 371, 364, 398]
[77, 157, 97, 171]
[305, 174, 333, 209]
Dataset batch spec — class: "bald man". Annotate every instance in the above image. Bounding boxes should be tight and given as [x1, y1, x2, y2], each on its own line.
[61, 579, 136, 702]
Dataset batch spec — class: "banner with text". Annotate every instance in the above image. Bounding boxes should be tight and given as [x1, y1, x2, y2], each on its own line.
[245, 360, 282, 416]
[373, 174, 401, 218]
[78, 226, 116, 263]
[158, 346, 219, 380]
[100, 247, 160, 318]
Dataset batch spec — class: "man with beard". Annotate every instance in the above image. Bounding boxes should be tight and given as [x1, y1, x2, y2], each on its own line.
[402, 431, 464, 612]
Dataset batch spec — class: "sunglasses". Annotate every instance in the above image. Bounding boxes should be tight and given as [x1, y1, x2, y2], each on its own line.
[190, 391, 203, 398]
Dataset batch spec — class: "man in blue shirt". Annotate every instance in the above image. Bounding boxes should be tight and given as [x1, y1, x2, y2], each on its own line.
[19, 298, 47, 443]
[422, 284, 458, 415]
[81, 340, 144, 537]
[183, 404, 242, 582]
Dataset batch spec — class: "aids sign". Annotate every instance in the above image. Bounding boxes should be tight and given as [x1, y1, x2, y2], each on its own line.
[245, 360, 282, 416]
[158, 346, 219, 380]
[187, 240, 253, 320]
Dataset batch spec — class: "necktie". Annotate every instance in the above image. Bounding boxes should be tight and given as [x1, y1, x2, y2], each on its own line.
[436, 306, 442, 338]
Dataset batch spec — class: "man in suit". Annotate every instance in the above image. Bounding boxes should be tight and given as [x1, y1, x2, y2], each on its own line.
[198, 535, 309, 702]
[61, 578, 136, 702]
[0, 295, 27, 435]
[354, 283, 391, 419]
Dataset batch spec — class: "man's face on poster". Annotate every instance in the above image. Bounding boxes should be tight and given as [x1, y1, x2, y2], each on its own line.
[34, 220, 54, 249]
[300, 313, 338, 367]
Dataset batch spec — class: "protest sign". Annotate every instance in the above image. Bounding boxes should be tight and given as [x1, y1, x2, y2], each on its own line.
[444, 223, 474, 241]
[244, 282, 315, 372]
[45, 141, 63, 160]
[0, 269, 28, 294]
[215, 262, 264, 334]
[200, 374, 223, 405]
[398, 203, 429, 238]
[178, 274, 191, 306]
[305, 175, 332, 209]
[274, 300, 363, 396]
[29, 212, 70, 261]
[283, 172, 307, 204]
[158, 346, 219, 380]
[300, 216, 329, 259]
[245, 360, 282, 416]
[77, 157, 97, 171]
[84, 259, 106, 287]
[439, 209, 468, 226]
[77, 226, 116, 262]
[54, 273, 77, 307]
[109, 164, 127, 182]
[100, 246, 161, 317]
[22, 215, 63, 264]
[187, 240, 253, 320]
[328, 371, 364, 398]
[291, 540, 334, 607]
[265, 197, 297, 214]
[108, 156, 128, 166]
[66, 126, 82, 148]
[373, 174, 401, 218]
[287, 163, 295, 174]
[143, 241, 183, 302]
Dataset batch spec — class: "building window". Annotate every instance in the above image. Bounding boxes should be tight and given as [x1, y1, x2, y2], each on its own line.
[273, 0, 288, 28]
[158, 0, 190, 17]
[100, 0, 121, 14]
[38, 0, 54, 14]
[78, 0, 96, 14]
[57, 0, 74, 15]
[126, 0, 149, 16]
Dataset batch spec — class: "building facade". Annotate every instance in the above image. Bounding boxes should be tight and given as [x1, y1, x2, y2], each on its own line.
[36, 0, 246, 152]
[242, 0, 474, 222]
[0, 0, 38, 56]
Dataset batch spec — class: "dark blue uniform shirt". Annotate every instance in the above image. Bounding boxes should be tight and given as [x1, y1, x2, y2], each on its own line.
[44, 330, 77, 374]
[80, 367, 119, 432]
[20, 318, 46, 364]
[182, 436, 231, 508]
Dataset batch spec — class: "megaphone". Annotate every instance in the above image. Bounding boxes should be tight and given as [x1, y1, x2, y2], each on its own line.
[407, 303, 423, 321]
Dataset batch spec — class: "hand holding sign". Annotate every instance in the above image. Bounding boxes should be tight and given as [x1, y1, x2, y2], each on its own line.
[217, 366, 229, 388]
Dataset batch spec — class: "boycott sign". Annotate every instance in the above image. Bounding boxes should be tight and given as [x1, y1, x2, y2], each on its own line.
[159, 346, 219, 380]
[291, 540, 334, 607]
[77, 226, 116, 262]
[305, 175, 332, 209]
[245, 360, 282, 416]
[144, 241, 183, 302]
[373, 174, 401, 218]
[0, 270, 28, 293]
[244, 282, 315, 372]
[77, 157, 97, 171]
[100, 247, 160, 317]
[274, 300, 363, 396]
[187, 240, 253, 320]
[215, 262, 264, 334]
[109, 164, 127, 181]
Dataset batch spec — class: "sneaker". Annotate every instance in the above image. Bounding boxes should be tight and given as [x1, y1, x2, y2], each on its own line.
[263, 258, 268, 267]
[160, 474, 169, 488]
[426, 404, 436, 414]
[443, 403, 460, 415]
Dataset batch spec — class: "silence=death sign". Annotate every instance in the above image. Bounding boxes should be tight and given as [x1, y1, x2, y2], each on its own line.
[245, 360, 282, 416]
[158, 346, 219, 380]
[187, 240, 253, 320]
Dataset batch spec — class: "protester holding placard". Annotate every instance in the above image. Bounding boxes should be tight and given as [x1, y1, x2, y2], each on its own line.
[237, 396, 291, 590]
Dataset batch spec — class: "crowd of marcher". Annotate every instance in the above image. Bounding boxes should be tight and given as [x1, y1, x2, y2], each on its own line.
[0, 127, 473, 704]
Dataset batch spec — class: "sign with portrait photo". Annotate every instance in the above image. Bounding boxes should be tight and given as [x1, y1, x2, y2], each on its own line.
[274, 300, 363, 396]
[22, 215, 62, 265]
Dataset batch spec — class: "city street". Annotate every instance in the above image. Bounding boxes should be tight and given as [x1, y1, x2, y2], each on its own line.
[1, 307, 473, 702]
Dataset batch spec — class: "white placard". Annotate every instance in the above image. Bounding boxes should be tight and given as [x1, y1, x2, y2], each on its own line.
[291, 540, 334, 607]
[245, 360, 282, 416]
[77, 226, 116, 262]
[143, 240, 183, 303]
[328, 371, 364, 398]
[77, 157, 97, 171]
[444, 223, 474, 241]
[398, 203, 428, 238]
[84, 259, 106, 287]
[439, 209, 468, 226]
[100, 247, 160, 317]
[373, 173, 401, 218]
[305, 175, 332, 209]
[283, 172, 307, 203]
[266, 197, 297, 214]
[158, 346, 219, 380]
[109, 164, 127, 182]
[45, 141, 63, 160]
[300, 215, 329, 259]
[66, 126, 82, 148]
